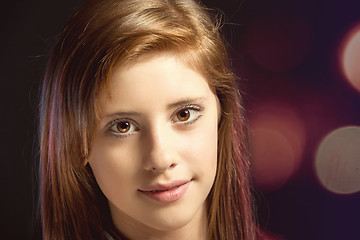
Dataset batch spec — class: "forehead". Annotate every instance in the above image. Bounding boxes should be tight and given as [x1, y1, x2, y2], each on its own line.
[97, 53, 213, 114]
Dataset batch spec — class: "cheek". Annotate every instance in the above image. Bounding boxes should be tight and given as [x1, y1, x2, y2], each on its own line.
[180, 114, 218, 177]
[88, 138, 139, 198]
[190, 127, 217, 159]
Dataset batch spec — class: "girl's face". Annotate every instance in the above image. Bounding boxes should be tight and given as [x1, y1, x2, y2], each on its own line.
[89, 54, 219, 239]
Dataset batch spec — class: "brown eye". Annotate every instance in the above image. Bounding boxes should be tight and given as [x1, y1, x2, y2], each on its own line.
[172, 105, 203, 124]
[109, 120, 138, 137]
[176, 109, 190, 121]
[116, 121, 131, 133]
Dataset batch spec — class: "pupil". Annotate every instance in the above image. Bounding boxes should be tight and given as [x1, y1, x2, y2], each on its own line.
[180, 110, 189, 120]
[118, 122, 130, 132]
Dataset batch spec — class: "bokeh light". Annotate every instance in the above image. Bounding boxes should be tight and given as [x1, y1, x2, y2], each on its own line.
[315, 126, 360, 194]
[340, 23, 360, 93]
[251, 128, 296, 192]
[250, 101, 306, 192]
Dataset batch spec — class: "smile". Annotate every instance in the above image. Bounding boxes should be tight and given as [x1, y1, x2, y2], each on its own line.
[138, 180, 191, 202]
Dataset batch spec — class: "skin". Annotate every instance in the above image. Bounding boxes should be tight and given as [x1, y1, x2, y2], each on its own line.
[89, 53, 219, 240]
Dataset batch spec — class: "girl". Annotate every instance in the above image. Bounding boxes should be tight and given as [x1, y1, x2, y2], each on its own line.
[37, 0, 257, 239]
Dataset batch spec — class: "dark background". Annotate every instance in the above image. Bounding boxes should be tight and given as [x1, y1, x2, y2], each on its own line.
[1, 0, 360, 239]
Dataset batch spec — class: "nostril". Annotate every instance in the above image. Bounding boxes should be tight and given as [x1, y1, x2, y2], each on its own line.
[149, 162, 176, 172]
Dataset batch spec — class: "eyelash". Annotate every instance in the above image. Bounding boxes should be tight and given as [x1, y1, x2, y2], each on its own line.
[106, 104, 204, 138]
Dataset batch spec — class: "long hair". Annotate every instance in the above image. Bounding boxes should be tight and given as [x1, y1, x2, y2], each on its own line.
[38, 0, 256, 239]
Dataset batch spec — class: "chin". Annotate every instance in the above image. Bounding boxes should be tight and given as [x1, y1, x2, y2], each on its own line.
[142, 203, 206, 233]
[146, 212, 193, 231]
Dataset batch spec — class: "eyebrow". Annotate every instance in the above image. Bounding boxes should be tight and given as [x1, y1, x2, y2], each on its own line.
[101, 97, 205, 120]
[101, 111, 140, 120]
[167, 97, 205, 109]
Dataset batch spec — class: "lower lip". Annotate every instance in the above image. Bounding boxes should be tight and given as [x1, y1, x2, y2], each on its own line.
[140, 181, 191, 202]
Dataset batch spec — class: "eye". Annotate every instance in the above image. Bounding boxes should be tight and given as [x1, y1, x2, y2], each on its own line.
[172, 105, 204, 124]
[109, 120, 139, 137]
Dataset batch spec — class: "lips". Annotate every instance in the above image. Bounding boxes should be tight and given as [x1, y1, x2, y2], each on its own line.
[138, 180, 191, 202]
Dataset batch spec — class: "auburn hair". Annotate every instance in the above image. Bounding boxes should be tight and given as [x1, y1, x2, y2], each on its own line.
[37, 0, 256, 239]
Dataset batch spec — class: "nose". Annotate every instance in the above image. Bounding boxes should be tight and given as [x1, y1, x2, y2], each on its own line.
[143, 125, 177, 173]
